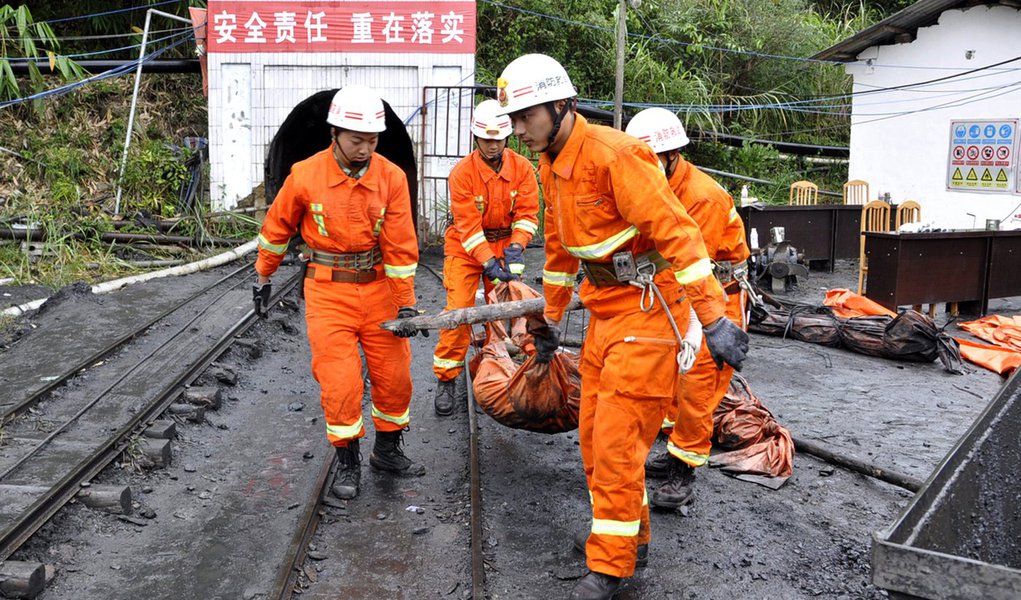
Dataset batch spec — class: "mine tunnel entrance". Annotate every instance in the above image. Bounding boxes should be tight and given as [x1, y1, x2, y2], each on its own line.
[264, 89, 418, 228]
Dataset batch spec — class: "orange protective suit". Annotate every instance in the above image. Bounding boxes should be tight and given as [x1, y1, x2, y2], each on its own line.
[539, 115, 727, 578]
[432, 148, 539, 381]
[256, 148, 419, 448]
[661, 157, 752, 468]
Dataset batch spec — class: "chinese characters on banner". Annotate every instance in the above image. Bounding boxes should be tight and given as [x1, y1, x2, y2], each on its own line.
[947, 119, 1018, 193]
[207, 1, 476, 53]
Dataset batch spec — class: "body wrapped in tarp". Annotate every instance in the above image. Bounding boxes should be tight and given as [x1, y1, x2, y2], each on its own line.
[750, 290, 962, 373]
[468, 281, 581, 433]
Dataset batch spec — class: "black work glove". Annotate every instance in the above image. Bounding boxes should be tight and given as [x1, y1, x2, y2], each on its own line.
[482, 257, 518, 283]
[703, 317, 749, 371]
[392, 306, 428, 338]
[252, 282, 271, 318]
[503, 244, 525, 276]
[526, 319, 561, 364]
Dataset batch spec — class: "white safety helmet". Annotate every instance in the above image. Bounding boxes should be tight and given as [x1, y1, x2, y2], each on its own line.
[494, 53, 577, 116]
[625, 107, 690, 154]
[471, 99, 512, 140]
[326, 85, 387, 133]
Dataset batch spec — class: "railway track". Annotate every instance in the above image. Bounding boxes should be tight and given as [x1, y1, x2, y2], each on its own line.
[269, 260, 496, 600]
[0, 264, 303, 572]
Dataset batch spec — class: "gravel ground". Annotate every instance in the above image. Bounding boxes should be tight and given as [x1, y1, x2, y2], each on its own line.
[0, 250, 1015, 600]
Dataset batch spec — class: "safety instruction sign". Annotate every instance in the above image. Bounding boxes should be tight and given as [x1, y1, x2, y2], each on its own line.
[947, 119, 1018, 193]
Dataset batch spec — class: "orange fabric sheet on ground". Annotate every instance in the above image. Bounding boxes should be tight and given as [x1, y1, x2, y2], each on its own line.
[956, 315, 1021, 376]
[823, 288, 896, 319]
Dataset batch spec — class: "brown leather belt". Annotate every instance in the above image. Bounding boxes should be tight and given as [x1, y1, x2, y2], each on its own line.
[308, 246, 382, 270]
[581, 250, 671, 287]
[484, 228, 512, 242]
[305, 266, 377, 283]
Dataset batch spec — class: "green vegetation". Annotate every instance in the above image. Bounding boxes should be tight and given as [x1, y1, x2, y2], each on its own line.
[0, 4, 85, 107]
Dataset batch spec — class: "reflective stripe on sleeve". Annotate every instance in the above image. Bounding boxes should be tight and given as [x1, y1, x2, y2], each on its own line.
[562, 226, 638, 259]
[674, 257, 713, 285]
[543, 269, 576, 288]
[433, 356, 465, 370]
[384, 263, 417, 279]
[463, 230, 487, 252]
[667, 440, 709, 467]
[371, 405, 410, 426]
[257, 233, 288, 255]
[512, 219, 538, 235]
[661, 417, 675, 430]
[326, 417, 364, 440]
[728, 207, 739, 223]
[591, 517, 641, 537]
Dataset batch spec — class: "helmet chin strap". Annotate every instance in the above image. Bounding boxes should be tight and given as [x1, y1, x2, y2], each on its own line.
[540, 98, 575, 153]
[663, 152, 679, 179]
[333, 135, 368, 170]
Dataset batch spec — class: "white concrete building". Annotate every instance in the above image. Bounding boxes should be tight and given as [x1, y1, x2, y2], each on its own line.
[203, 0, 476, 211]
[814, 0, 1021, 229]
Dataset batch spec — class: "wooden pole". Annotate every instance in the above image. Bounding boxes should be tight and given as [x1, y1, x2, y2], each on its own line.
[792, 435, 923, 492]
[613, 0, 627, 130]
[379, 296, 584, 333]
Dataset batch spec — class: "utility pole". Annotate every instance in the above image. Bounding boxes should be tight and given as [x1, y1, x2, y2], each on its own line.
[613, 0, 627, 129]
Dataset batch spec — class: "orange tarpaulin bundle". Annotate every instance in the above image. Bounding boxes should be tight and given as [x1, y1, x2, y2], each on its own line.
[955, 315, 1021, 376]
[710, 374, 794, 487]
[823, 288, 895, 319]
[469, 281, 581, 433]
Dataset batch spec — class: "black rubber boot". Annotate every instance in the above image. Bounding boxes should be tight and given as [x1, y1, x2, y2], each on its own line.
[644, 450, 671, 479]
[370, 430, 426, 476]
[650, 458, 696, 509]
[572, 529, 648, 568]
[434, 378, 456, 416]
[331, 440, 360, 500]
[569, 571, 621, 600]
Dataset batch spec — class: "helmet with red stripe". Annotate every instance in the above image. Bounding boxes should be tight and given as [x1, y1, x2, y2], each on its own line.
[327, 85, 387, 133]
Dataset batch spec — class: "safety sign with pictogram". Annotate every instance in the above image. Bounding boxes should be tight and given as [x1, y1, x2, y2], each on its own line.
[948, 119, 1018, 192]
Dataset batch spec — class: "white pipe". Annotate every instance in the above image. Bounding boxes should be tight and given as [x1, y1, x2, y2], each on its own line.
[2, 239, 258, 317]
[2, 298, 46, 318]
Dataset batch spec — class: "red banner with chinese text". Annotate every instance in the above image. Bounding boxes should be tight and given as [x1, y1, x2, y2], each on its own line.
[206, 1, 476, 53]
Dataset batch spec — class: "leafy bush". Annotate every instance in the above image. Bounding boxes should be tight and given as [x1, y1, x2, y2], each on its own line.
[119, 140, 192, 218]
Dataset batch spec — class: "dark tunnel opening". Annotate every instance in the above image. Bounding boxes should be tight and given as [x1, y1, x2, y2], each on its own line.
[264, 90, 419, 228]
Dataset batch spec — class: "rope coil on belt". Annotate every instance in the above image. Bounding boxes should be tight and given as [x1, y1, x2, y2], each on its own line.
[628, 257, 699, 374]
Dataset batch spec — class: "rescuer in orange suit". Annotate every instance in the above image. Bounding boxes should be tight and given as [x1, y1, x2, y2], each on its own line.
[253, 84, 425, 502]
[431, 99, 540, 416]
[495, 55, 749, 600]
[626, 107, 753, 509]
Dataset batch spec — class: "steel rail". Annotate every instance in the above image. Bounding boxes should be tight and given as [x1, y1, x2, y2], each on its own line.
[270, 259, 487, 600]
[0, 269, 303, 561]
[269, 450, 335, 600]
[0, 262, 254, 423]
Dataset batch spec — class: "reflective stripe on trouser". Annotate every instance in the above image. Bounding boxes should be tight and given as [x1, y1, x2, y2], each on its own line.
[579, 298, 689, 578]
[665, 290, 746, 461]
[304, 275, 412, 447]
[432, 247, 507, 381]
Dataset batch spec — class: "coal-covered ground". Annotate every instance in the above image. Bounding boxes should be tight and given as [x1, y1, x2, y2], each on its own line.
[0, 250, 1013, 600]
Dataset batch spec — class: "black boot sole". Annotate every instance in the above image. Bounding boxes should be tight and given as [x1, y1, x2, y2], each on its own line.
[649, 493, 694, 510]
[369, 453, 426, 476]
